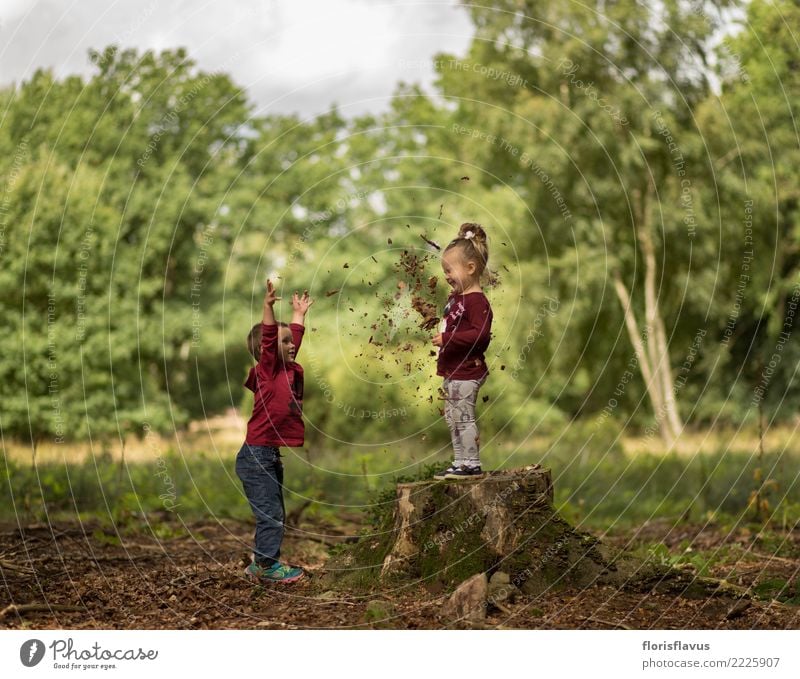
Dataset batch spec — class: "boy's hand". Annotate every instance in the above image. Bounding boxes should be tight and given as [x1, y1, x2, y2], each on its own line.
[432, 333, 444, 347]
[264, 279, 281, 306]
[262, 279, 280, 325]
[292, 290, 314, 315]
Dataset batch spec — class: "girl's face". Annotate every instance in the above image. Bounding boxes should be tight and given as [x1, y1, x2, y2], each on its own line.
[278, 326, 296, 364]
[441, 248, 477, 293]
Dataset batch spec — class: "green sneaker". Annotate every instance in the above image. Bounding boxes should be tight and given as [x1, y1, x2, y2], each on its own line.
[245, 561, 304, 583]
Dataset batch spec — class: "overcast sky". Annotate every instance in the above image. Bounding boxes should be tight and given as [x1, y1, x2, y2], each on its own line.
[0, 0, 474, 117]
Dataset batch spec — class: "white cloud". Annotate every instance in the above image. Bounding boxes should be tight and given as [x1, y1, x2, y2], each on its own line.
[0, 0, 473, 116]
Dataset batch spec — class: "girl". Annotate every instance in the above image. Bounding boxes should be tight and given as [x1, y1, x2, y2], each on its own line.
[432, 223, 493, 479]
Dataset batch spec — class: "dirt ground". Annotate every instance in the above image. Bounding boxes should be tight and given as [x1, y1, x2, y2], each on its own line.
[2, 518, 799, 630]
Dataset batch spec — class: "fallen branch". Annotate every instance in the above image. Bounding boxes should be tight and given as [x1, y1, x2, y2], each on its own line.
[0, 603, 86, 619]
[579, 616, 632, 630]
[748, 552, 800, 567]
[0, 559, 35, 575]
[725, 600, 752, 620]
[314, 598, 358, 607]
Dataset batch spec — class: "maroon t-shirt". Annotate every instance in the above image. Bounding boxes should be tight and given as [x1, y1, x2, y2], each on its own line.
[436, 291, 493, 380]
[244, 323, 305, 447]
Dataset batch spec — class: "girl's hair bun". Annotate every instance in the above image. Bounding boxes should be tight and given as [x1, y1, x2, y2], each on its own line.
[458, 222, 487, 244]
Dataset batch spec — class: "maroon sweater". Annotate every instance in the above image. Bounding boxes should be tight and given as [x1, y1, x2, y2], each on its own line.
[244, 323, 305, 447]
[436, 291, 493, 380]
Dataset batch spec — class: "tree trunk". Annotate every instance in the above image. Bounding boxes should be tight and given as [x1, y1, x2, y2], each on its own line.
[327, 467, 655, 593]
[636, 185, 683, 440]
[612, 272, 675, 447]
[610, 184, 684, 447]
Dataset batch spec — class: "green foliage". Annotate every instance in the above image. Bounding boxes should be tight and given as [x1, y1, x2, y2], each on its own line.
[551, 446, 800, 529]
[0, 47, 351, 442]
[4, 443, 800, 534]
[645, 542, 715, 578]
[2, 0, 800, 454]
[752, 577, 800, 606]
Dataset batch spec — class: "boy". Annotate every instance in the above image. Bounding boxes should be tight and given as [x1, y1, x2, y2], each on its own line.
[236, 279, 313, 583]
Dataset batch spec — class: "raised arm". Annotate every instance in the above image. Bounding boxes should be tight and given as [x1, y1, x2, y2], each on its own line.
[263, 279, 280, 325]
[258, 280, 281, 373]
[290, 290, 314, 356]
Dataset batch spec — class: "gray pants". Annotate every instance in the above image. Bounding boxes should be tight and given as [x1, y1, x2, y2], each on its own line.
[443, 376, 486, 468]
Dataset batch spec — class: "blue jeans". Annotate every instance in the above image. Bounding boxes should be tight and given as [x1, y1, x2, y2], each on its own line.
[235, 444, 285, 566]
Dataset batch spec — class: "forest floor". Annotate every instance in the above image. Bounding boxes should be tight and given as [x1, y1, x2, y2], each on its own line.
[2, 515, 799, 630]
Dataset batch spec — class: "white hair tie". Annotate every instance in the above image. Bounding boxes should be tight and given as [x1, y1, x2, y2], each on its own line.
[464, 230, 475, 239]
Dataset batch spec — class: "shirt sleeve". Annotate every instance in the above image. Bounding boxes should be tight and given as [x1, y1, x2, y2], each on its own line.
[441, 296, 493, 349]
[289, 323, 305, 357]
[244, 366, 257, 392]
[258, 323, 279, 375]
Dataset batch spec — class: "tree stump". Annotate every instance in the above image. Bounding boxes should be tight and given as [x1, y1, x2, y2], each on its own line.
[327, 465, 657, 593]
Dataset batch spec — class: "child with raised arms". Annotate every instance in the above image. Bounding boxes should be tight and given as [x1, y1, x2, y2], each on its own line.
[236, 279, 313, 583]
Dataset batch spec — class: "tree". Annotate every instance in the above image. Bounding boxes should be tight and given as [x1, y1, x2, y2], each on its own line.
[0, 47, 254, 441]
[409, 0, 741, 445]
[708, 0, 800, 420]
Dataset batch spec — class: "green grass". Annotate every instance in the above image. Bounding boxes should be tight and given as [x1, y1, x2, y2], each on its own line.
[2, 440, 799, 532]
